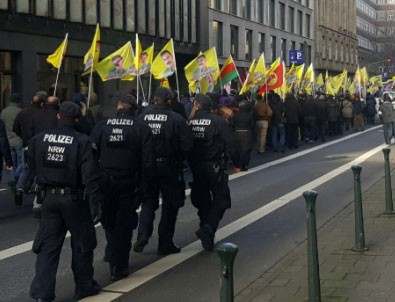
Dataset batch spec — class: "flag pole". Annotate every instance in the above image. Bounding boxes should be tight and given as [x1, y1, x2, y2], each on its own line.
[87, 68, 94, 109]
[139, 76, 146, 102]
[148, 42, 154, 102]
[53, 33, 68, 97]
[135, 35, 140, 105]
[171, 39, 180, 94]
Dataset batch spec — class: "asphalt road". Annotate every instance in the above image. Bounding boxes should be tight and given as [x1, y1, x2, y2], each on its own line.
[0, 125, 390, 302]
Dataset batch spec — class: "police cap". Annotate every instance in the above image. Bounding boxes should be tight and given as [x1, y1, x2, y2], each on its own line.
[195, 94, 213, 110]
[118, 94, 138, 110]
[154, 87, 174, 100]
[59, 101, 82, 119]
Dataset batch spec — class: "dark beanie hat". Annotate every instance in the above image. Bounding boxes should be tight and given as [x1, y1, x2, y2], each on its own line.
[118, 94, 138, 109]
[10, 93, 22, 103]
[195, 94, 213, 110]
[59, 101, 82, 119]
[154, 87, 174, 100]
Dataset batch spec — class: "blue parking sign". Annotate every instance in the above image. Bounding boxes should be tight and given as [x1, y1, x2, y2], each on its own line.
[289, 50, 304, 65]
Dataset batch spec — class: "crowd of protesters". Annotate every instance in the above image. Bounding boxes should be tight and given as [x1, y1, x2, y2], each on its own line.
[0, 88, 384, 199]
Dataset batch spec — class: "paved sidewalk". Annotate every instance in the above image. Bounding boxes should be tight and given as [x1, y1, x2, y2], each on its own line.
[235, 174, 395, 302]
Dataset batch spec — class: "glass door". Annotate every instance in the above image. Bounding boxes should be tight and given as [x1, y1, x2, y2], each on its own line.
[0, 73, 12, 111]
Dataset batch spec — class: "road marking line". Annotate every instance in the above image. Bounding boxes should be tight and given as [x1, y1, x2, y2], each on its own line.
[82, 143, 386, 301]
[0, 126, 382, 262]
[0, 189, 7, 192]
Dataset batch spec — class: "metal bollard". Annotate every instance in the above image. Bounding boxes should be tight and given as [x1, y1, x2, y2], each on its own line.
[383, 148, 394, 214]
[303, 190, 322, 302]
[216, 242, 238, 302]
[351, 165, 368, 252]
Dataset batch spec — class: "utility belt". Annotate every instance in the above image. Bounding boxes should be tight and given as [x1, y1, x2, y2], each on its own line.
[156, 156, 179, 165]
[37, 185, 85, 203]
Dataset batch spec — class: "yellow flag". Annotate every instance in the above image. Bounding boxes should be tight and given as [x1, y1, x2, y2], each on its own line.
[47, 33, 68, 69]
[325, 71, 335, 95]
[285, 63, 304, 93]
[253, 53, 267, 85]
[83, 24, 100, 73]
[316, 73, 324, 88]
[151, 39, 176, 79]
[360, 67, 368, 86]
[239, 59, 256, 95]
[301, 63, 314, 93]
[139, 44, 154, 75]
[184, 47, 219, 93]
[96, 41, 135, 81]
[134, 34, 142, 72]
[330, 70, 347, 94]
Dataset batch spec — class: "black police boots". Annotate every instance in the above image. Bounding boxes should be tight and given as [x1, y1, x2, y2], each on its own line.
[109, 264, 129, 281]
[196, 225, 214, 252]
[157, 243, 181, 256]
[133, 238, 149, 253]
[14, 189, 23, 206]
[35, 299, 53, 302]
[73, 280, 101, 299]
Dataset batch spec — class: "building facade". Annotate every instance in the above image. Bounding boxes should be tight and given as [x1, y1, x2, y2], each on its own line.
[314, 0, 358, 75]
[357, 0, 395, 76]
[0, 0, 203, 110]
[207, 0, 314, 78]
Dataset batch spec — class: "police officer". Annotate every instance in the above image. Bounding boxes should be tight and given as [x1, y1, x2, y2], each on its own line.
[90, 94, 155, 281]
[28, 102, 102, 302]
[133, 87, 193, 255]
[188, 94, 240, 251]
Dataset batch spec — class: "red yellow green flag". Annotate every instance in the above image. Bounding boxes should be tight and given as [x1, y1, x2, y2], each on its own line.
[214, 55, 239, 90]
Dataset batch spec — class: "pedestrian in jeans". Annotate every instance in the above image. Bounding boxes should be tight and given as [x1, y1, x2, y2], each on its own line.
[0, 93, 22, 192]
[379, 95, 394, 144]
[253, 94, 272, 153]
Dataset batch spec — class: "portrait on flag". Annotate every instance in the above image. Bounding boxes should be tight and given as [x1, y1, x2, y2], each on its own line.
[96, 42, 136, 81]
[151, 39, 177, 79]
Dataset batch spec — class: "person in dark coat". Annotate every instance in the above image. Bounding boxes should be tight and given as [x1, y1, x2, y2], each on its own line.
[0, 119, 13, 183]
[327, 96, 340, 136]
[283, 94, 301, 149]
[268, 92, 285, 152]
[315, 94, 329, 141]
[352, 95, 365, 132]
[13, 91, 46, 206]
[301, 94, 317, 142]
[365, 93, 377, 125]
[232, 99, 255, 171]
[32, 96, 59, 136]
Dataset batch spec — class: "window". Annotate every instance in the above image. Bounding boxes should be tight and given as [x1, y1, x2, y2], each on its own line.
[259, 33, 265, 54]
[100, 0, 111, 27]
[0, 1, 8, 10]
[52, 0, 67, 22]
[270, 35, 277, 62]
[290, 40, 296, 50]
[245, 0, 252, 19]
[85, 0, 97, 25]
[307, 45, 311, 65]
[335, 40, 338, 61]
[306, 0, 309, 7]
[289, 7, 295, 33]
[279, 3, 285, 30]
[16, 0, 29, 13]
[306, 14, 311, 38]
[70, 0, 83, 22]
[230, 25, 239, 58]
[340, 43, 344, 62]
[281, 38, 286, 62]
[213, 21, 223, 56]
[328, 39, 332, 60]
[126, 0, 136, 32]
[258, 0, 264, 23]
[230, 0, 237, 15]
[298, 10, 303, 35]
[210, 0, 221, 9]
[270, 0, 275, 27]
[113, 0, 124, 30]
[36, 0, 48, 16]
[245, 29, 253, 60]
[321, 37, 326, 59]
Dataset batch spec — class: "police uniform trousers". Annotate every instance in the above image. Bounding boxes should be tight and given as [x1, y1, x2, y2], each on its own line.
[102, 177, 138, 270]
[190, 161, 231, 233]
[30, 193, 97, 300]
[137, 161, 185, 247]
